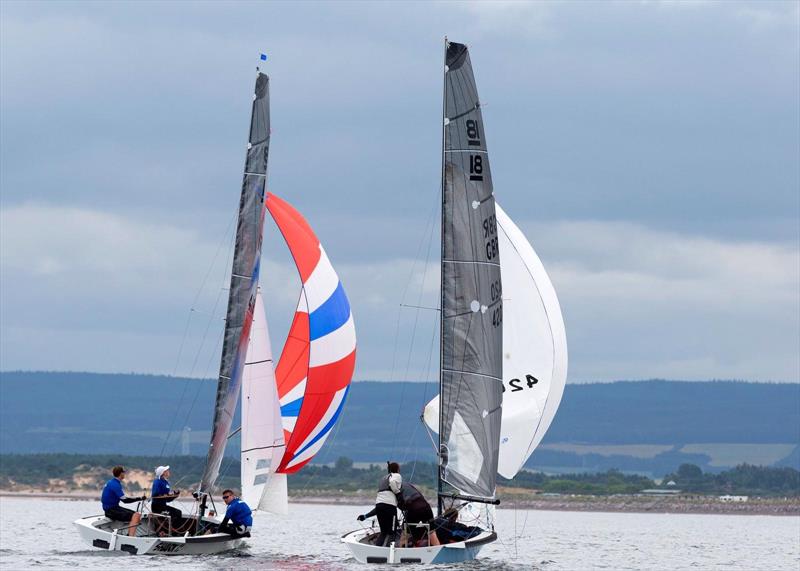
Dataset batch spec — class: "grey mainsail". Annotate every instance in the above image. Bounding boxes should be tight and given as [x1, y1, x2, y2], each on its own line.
[200, 72, 270, 493]
[439, 41, 503, 500]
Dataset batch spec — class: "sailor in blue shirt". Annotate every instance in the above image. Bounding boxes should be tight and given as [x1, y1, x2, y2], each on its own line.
[219, 489, 252, 537]
[151, 465, 182, 531]
[101, 465, 144, 522]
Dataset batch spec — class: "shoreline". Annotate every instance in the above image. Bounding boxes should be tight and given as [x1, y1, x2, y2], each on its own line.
[2, 490, 797, 517]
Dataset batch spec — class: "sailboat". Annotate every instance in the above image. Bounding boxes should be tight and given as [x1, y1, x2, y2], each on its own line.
[341, 40, 567, 565]
[75, 69, 356, 556]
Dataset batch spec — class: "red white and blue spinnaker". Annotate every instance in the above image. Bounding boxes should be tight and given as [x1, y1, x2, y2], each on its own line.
[265, 193, 357, 474]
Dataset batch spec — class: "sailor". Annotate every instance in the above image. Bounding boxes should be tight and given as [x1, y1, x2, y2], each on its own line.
[357, 461, 402, 547]
[150, 465, 182, 531]
[430, 506, 481, 544]
[101, 465, 145, 522]
[398, 482, 434, 545]
[219, 489, 252, 537]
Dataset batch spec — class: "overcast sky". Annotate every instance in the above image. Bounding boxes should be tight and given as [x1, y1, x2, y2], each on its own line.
[1, 1, 798, 382]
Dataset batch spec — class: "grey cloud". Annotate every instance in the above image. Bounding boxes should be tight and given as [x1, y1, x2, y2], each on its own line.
[1, 1, 798, 381]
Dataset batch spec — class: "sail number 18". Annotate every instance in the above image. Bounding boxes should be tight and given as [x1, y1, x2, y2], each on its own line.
[466, 118, 484, 182]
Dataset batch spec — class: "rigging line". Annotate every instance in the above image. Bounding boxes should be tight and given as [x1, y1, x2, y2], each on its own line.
[160, 208, 238, 458]
[400, 303, 440, 312]
[401, 195, 438, 384]
[409, 290, 442, 481]
[388, 201, 439, 454]
[167, 296, 227, 462]
[168, 326, 226, 460]
[215, 457, 237, 495]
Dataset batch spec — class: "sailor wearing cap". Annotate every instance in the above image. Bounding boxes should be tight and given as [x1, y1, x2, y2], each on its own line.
[101, 465, 145, 522]
[151, 465, 182, 531]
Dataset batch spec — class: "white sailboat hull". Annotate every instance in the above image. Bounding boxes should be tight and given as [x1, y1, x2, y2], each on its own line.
[341, 527, 496, 565]
[73, 515, 244, 556]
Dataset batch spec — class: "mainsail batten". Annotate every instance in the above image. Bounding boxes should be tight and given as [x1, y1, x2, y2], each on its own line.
[201, 72, 270, 493]
[439, 41, 503, 501]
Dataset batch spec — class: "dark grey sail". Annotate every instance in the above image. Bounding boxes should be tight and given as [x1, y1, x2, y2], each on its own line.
[438, 41, 504, 501]
[200, 72, 270, 493]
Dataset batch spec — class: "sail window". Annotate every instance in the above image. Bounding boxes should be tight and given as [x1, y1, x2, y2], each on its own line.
[446, 411, 484, 484]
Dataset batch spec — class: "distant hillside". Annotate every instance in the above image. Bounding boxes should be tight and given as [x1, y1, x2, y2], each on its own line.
[2, 454, 796, 498]
[1, 372, 798, 476]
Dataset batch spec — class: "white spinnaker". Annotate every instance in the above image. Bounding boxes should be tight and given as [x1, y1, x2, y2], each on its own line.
[241, 291, 288, 514]
[424, 203, 567, 479]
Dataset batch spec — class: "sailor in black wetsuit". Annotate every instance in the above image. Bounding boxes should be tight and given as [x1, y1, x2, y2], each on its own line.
[398, 482, 434, 545]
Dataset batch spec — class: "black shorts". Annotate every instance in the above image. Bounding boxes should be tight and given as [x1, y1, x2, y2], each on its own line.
[104, 506, 135, 522]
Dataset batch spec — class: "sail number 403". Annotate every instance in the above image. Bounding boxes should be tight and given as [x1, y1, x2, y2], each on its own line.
[503, 374, 539, 392]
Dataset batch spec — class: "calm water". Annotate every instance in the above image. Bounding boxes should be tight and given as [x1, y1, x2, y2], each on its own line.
[0, 498, 797, 570]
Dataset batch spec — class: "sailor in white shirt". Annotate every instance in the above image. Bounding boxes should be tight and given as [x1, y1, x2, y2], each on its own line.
[359, 461, 402, 546]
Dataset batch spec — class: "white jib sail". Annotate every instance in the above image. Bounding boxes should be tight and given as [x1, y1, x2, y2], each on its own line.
[241, 291, 288, 514]
[424, 203, 567, 479]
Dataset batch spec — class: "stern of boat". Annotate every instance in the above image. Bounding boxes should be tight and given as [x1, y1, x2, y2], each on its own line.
[73, 514, 245, 555]
[341, 527, 496, 564]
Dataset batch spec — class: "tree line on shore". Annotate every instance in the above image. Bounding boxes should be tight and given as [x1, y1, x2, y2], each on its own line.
[1, 454, 797, 497]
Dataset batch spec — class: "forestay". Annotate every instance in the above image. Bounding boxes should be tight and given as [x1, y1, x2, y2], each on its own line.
[241, 291, 288, 514]
[439, 41, 503, 500]
[265, 193, 356, 474]
[201, 72, 270, 493]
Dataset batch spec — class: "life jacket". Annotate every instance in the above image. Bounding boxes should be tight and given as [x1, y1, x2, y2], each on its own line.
[377, 474, 393, 492]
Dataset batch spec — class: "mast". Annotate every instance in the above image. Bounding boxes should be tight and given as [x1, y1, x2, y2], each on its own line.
[199, 70, 271, 495]
[437, 36, 447, 517]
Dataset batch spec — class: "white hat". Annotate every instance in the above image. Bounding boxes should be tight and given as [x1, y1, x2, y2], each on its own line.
[155, 465, 170, 478]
